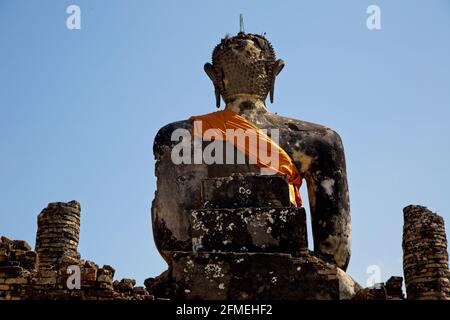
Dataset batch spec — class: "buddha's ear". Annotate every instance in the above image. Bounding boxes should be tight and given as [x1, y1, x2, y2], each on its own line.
[270, 59, 285, 103]
[204, 63, 215, 82]
[204, 63, 221, 108]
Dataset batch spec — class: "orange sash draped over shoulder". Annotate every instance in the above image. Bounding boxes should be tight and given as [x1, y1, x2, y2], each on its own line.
[190, 109, 302, 207]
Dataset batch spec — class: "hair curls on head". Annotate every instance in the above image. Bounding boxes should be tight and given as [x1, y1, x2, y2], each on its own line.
[204, 33, 285, 108]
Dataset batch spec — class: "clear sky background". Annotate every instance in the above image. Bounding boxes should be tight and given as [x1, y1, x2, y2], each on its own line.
[1, 0, 449, 287]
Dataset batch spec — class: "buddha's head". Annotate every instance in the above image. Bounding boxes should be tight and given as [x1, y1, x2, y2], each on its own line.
[205, 32, 285, 108]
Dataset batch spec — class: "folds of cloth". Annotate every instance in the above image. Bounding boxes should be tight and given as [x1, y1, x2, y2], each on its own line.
[190, 109, 302, 207]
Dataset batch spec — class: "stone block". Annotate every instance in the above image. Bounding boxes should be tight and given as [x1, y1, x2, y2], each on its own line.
[385, 276, 404, 300]
[353, 284, 387, 300]
[97, 274, 114, 290]
[99, 265, 115, 278]
[12, 240, 32, 251]
[170, 251, 360, 300]
[33, 277, 57, 286]
[114, 278, 136, 292]
[13, 251, 36, 270]
[4, 278, 28, 285]
[0, 266, 25, 278]
[81, 266, 97, 282]
[191, 207, 307, 256]
[201, 174, 291, 208]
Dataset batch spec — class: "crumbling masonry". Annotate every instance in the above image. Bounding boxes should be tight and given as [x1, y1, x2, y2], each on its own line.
[0, 201, 153, 300]
[403, 205, 450, 300]
[1, 201, 449, 300]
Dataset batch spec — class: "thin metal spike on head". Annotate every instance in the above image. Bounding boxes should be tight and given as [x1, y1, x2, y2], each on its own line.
[239, 14, 245, 34]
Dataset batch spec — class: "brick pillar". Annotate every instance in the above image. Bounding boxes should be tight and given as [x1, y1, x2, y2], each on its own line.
[35, 201, 81, 271]
[402, 205, 450, 300]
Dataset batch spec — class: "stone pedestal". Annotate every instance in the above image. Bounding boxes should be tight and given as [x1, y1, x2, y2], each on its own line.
[170, 251, 359, 300]
[154, 173, 360, 299]
[191, 207, 307, 256]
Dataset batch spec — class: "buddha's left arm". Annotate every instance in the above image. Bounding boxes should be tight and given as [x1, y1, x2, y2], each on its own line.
[302, 129, 351, 270]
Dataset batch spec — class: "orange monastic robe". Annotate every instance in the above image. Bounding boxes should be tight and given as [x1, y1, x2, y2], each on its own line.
[190, 109, 302, 207]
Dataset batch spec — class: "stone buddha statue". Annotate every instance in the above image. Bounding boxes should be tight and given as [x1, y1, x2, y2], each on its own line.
[152, 31, 351, 278]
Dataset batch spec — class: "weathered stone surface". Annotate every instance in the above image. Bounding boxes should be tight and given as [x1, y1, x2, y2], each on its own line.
[97, 280, 114, 290]
[403, 205, 450, 300]
[33, 276, 57, 286]
[0, 284, 10, 291]
[114, 278, 136, 292]
[353, 277, 406, 301]
[153, 32, 352, 268]
[0, 266, 26, 278]
[11, 251, 36, 270]
[132, 286, 148, 296]
[145, 270, 172, 298]
[170, 251, 360, 300]
[154, 113, 351, 270]
[81, 265, 97, 282]
[0, 201, 151, 300]
[35, 201, 81, 271]
[12, 240, 32, 252]
[152, 137, 209, 261]
[100, 265, 115, 278]
[0, 237, 36, 271]
[201, 174, 291, 208]
[385, 276, 404, 300]
[5, 277, 28, 285]
[191, 207, 307, 256]
[353, 284, 387, 300]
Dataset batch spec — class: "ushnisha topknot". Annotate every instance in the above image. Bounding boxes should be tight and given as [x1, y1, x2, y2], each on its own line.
[204, 32, 285, 108]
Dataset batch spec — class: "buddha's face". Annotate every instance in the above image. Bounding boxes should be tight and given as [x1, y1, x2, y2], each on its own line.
[204, 33, 285, 108]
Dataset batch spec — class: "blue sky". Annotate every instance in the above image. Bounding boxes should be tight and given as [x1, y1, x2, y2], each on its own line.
[1, 0, 449, 287]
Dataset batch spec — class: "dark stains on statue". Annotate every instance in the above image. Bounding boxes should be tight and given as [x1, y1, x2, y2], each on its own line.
[153, 112, 351, 270]
[238, 100, 256, 114]
[152, 30, 351, 272]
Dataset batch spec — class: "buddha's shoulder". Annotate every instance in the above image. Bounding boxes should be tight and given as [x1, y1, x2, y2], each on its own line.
[265, 112, 330, 132]
[153, 119, 193, 155]
[264, 112, 344, 147]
